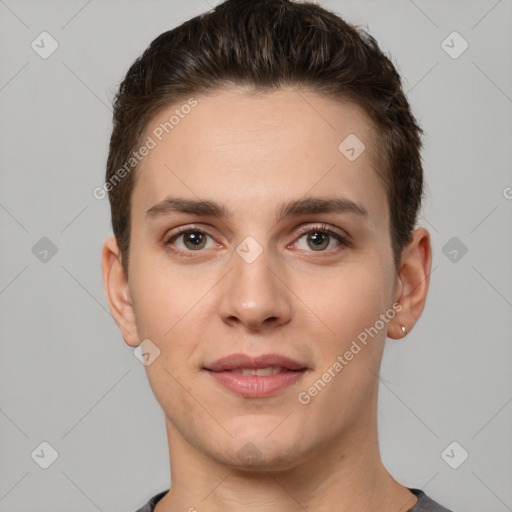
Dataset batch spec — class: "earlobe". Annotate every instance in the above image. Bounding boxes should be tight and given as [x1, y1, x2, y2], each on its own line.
[389, 228, 432, 340]
[101, 236, 140, 347]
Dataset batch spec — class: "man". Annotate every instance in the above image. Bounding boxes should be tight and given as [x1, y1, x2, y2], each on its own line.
[101, 1, 452, 510]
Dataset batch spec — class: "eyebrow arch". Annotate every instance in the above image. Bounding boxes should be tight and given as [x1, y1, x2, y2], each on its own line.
[145, 196, 368, 222]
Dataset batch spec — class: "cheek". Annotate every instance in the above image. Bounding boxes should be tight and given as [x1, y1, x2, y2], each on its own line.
[134, 272, 205, 412]
[297, 258, 393, 405]
[129, 258, 215, 386]
[308, 261, 393, 342]
[129, 248, 202, 339]
[296, 269, 391, 426]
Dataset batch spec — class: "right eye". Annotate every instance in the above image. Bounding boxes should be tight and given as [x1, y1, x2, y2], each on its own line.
[165, 227, 218, 255]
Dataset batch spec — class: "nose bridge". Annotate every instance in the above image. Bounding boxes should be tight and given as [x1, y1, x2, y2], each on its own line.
[218, 238, 292, 329]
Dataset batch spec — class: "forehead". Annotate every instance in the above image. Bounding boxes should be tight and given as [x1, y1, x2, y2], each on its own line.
[133, 87, 388, 227]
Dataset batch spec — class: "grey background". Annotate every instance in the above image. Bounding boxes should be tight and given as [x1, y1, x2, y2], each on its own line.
[1, 0, 511, 510]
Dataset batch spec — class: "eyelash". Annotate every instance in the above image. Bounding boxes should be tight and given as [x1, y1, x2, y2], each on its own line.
[164, 223, 349, 258]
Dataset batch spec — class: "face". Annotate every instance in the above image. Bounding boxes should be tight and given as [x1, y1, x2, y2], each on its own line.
[122, 88, 403, 470]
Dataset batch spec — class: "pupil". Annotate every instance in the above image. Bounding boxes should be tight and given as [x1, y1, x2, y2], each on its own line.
[309, 231, 328, 250]
[185, 232, 205, 249]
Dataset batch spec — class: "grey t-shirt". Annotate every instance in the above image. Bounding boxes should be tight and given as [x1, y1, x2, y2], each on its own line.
[134, 488, 453, 511]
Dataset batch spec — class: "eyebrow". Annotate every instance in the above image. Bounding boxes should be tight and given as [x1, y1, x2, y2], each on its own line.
[145, 196, 368, 222]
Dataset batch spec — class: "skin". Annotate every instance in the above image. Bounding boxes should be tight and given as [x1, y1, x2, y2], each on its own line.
[102, 87, 432, 512]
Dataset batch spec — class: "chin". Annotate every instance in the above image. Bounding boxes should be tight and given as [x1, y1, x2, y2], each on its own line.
[207, 428, 310, 472]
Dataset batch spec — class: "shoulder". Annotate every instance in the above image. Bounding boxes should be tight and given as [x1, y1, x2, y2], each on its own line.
[133, 490, 169, 512]
[408, 488, 455, 512]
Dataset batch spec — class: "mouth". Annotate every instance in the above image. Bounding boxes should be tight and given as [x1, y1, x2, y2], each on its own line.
[203, 353, 308, 398]
[226, 366, 298, 376]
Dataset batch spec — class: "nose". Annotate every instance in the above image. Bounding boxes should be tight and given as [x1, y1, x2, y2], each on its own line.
[218, 246, 293, 332]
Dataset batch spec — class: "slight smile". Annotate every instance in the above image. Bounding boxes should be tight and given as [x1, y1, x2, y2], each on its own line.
[203, 353, 310, 398]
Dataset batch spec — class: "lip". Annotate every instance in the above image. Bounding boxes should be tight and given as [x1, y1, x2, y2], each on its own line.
[203, 353, 308, 398]
[204, 353, 307, 372]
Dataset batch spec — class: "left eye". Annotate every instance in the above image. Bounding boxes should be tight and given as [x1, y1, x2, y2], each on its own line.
[294, 229, 345, 252]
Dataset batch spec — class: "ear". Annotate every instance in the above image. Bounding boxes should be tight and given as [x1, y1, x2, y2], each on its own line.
[102, 236, 140, 347]
[388, 227, 432, 340]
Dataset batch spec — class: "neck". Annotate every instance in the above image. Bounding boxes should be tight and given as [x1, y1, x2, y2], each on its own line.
[155, 401, 416, 512]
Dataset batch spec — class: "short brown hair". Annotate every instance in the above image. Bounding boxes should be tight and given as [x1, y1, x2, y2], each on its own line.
[106, 0, 424, 276]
